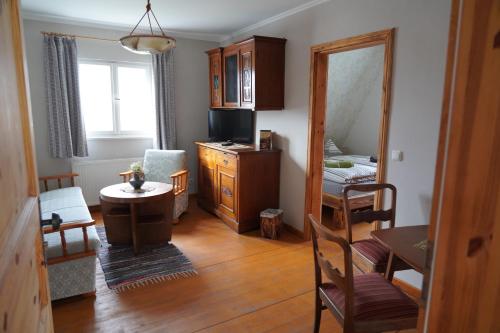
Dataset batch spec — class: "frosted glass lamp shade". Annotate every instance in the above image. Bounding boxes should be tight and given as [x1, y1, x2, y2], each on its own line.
[120, 35, 176, 55]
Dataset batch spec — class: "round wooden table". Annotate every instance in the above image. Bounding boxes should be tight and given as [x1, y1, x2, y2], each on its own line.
[99, 182, 174, 254]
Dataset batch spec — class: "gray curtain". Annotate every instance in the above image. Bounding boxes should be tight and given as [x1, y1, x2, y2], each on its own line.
[43, 35, 88, 158]
[152, 50, 176, 150]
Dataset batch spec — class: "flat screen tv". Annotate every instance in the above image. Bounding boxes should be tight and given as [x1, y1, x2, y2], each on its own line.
[208, 109, 254, 143]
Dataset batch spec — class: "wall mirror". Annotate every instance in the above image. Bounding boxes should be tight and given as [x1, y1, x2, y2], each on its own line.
[305, 29, 394, 238]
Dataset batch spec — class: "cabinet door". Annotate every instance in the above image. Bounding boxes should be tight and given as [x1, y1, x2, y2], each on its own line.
[198, 160, 216, 208]
[208, 50, 222, 108]
[239, 43, 254, 109]
[216, 165, 237, 218]
[223, 47, 240, 107]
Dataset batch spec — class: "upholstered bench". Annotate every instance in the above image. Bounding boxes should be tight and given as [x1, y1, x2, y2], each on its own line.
[39, 174, 100, 301]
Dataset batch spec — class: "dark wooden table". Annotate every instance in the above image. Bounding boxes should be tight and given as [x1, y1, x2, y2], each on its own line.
[100, 182, 174, 254]
[371, 225, 428, 279]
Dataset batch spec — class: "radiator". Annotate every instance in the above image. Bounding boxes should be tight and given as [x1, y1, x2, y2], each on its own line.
[71, 157, 142, 206]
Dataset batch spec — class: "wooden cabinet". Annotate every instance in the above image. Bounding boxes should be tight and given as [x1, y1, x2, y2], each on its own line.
[206, 36, 286, 111]
[196, 142, 281, 233]
[207, 48, 223, 108]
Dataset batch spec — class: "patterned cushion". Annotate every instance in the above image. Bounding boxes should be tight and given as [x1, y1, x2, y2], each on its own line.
[40, 187, 91, 221]
[48, 255, 97, 300]
[174, 191, 189, 220]
[143, 149, 187, 184]
[352, 238, 389, 266]
[143, 149, 189, 219]
[322, 273, 418, 321]
[40, 187, 100, 259]
[324, 138, 343, 156]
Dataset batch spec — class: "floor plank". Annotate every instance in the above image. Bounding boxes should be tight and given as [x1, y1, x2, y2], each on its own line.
[51, 198, 416, 333]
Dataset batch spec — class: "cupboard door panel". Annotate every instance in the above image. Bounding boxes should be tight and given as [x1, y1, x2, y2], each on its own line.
[240, 45, 254, 108]
[199, 161, 216, 208]
[208, 49, 222, 108]
[217, 166, 237, 217]
[223, 47, 240, 107]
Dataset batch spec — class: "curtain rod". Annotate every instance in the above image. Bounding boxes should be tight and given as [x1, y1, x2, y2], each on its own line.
[41, 31, 119, 42]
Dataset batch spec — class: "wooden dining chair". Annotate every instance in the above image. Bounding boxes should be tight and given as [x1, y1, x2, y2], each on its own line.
[309, 214, 418, 333]
[343, 183, 411, 279]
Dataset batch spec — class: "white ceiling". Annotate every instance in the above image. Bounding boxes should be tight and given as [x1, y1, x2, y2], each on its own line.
[21, 0, 325, 41]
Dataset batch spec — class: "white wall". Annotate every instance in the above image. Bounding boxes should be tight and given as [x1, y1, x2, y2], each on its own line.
[227, 0, 451, 287]
[342, 68, 383, 156]
[23, 19, 217, 192]
[326, 45, 384, 156]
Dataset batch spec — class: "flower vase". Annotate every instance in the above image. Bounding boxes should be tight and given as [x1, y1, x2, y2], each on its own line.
[129, 172, 145, 190]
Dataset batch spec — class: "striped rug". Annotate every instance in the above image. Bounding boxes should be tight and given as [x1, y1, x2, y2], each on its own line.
[96, 226, 197, 292]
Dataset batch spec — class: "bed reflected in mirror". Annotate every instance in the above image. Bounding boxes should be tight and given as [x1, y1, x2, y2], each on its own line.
[321, 44, 385, 230]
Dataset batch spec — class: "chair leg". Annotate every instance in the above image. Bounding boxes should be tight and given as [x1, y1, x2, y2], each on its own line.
[314, 290, 322, 333]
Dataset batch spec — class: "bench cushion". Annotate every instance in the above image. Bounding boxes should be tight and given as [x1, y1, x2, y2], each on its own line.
[40, 187, 100, 259]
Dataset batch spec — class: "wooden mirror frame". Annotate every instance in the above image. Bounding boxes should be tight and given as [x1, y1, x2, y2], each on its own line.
[303, 28, 395, 240]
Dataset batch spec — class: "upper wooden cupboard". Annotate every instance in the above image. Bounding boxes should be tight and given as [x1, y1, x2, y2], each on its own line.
[206, 36, 286, 111]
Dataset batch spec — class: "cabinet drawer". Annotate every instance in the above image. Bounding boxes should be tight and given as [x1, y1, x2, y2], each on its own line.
[215, 152, 237, 170]
[199, 147, 213, 162]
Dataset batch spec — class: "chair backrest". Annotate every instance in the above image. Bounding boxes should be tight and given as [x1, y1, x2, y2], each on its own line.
[342, 183, 397, 244]
[309, 214, 354, 327]
[143, 149, 187, 184]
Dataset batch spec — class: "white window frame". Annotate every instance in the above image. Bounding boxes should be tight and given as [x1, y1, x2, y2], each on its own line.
[78, 59, 155, 139]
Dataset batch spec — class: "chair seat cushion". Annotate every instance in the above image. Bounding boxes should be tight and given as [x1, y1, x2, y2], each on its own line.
[322, 273, 418, 321]
[40, 187, 91, 221]
[40, 187, 100, 259]
[352, 238, 389, 268]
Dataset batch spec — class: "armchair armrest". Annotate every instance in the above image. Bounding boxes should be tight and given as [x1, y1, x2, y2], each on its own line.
[38, 173, 79, 192]
[171, 169, 189, 196]
[120, 170, 133, 183]
[43, 219, 96, 263]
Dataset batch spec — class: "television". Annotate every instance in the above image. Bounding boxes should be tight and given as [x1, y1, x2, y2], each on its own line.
[208, 109, 254, 143]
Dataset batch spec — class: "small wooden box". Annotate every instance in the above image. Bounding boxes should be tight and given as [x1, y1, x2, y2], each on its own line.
[260, 209, 283, 240]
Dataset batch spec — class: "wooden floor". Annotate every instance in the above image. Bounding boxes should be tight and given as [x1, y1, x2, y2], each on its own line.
[52, 198, 417, 333]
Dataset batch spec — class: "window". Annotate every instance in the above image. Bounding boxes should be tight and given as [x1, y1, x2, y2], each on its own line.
[78, 60, 155, 137]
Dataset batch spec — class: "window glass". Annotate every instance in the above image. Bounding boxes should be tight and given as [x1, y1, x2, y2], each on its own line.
[78, 63, 113, 132]
[117, 66, 154, 132]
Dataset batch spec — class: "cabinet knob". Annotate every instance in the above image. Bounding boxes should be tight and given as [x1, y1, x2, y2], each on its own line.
[223, 160, 228, 165]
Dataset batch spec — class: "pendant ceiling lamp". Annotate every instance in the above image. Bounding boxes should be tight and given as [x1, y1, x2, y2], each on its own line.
[120, 0, 176, 55]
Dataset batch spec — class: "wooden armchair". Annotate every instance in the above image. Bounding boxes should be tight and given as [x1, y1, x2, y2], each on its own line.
[119, 149, 189, 221]
[343, 183, 411, 279]
[309, 214, 418, 333]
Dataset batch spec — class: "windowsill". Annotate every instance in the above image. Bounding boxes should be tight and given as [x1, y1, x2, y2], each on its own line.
[87, 135, 154, 141]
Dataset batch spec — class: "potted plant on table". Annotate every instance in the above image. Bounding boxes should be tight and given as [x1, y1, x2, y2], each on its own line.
[129, 161, 145, 190]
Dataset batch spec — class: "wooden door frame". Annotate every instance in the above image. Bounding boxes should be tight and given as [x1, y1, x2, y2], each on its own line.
[303, 29, 395, 240]
[422, 0, 500, 331]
